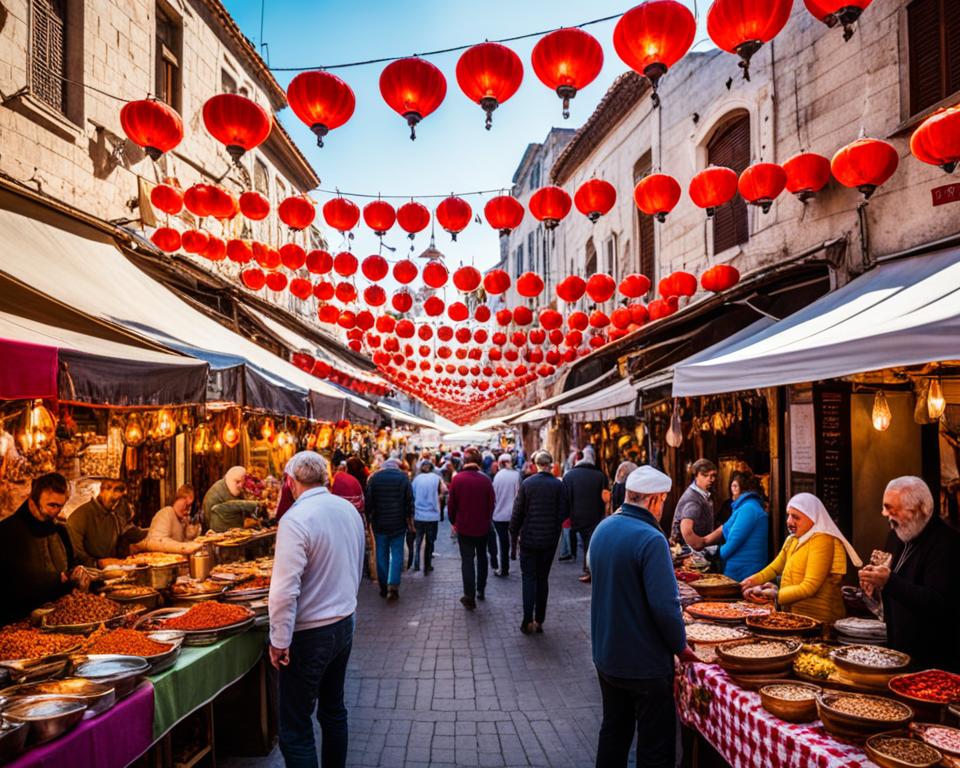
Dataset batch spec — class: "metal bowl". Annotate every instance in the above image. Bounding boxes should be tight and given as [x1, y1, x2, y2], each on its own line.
[72, 655, 148, 699]
[135, 606, 255, 646]
[2, 697, 87, 745]
[0, 678, 116, 716]
[140, 632, 185, 674]
[40, 611, 126, 635]
[103, 586, 161, 611]
[137, 563, 180, 590]
[0, 720, 28, 762]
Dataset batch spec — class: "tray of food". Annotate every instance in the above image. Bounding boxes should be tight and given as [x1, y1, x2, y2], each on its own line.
[684, 622, 750, 646]
[715, 638, 802, 674]
[222, 576, 271, 601]
[169, 579, 226, 602]
[1, 697, 87, 746]
[889, 670, 960, 707]
[100, 585, 160, 611]
[688, 575, 742, 599]
[865, 733, 943, 768]
[39, 592, 126, 634]
[833, 617, 888, 643]
[686, 601, 771, 624]
[0, 678, 116, 716]
[0, 628, 83, 664]
[910, 723, 960, 757]
[816, 692, 914, 740]
[72, 654, 149, 699]
[135, 603, 255, 646]
[81, 628, 184, 674]
[746, 611, 822, 637]
[831, 645, 911, 688]
[209, 556, 273, 582]
[759, 682, 821, 723]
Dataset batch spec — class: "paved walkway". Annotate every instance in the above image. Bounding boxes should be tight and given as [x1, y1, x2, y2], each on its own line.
[227, 520, 607, 767]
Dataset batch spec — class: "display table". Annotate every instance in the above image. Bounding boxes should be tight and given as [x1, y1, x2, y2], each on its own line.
[7, 681, 154, 768]
[676, 662, 877, 768]
[149, 629, 265, 740]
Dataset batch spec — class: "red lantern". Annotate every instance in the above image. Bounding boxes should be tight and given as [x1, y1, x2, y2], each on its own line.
[151, 227, 181, 252]
[361, 254, 389, 281]
[574, 179, 617, 222]
[511, 331, 528, 347]
[539, 309, 564, 330]
[377, 315, 397, 333]
[456, 42, 524, 129]
[689, 166, 739, 216]
[435, 196, 472, 240]
[531, 28, 604, 119]
[265, 271, 288, 292]
[379, 57, 447, 140]
[392, 290, 414, 313]
[203, 186, 238, 220]
[830, 138, 899, 199]
[910, 105, 960, 174]
[475, 304, 492, 322]
[393, 259, 418, 284]
[483, 269, 511, 295]
[323, 197, 360, 232]
[783, 153, 832, 201]
[629, 303, 649, 325]
[423, 260, 449, 289]
[483, 195, 525, 237]
[278, 196, 316, 231]
[803, 0, 873, 41]
[241, 268, 266, 291]
[589, 310, 610, 329]
[701, 264, 741, 292]
[335, 281, 357, 303]
[619, 273, 652, 298]
[333, 251, 358, 277]
[395, 319, 415, 338]
[202, 93, 272, 160]
[707, 0, 793, 81]
[449, 302, 470, 322]
[183, 184, 213, 218]
[337, 310, 357, 330]
[613, 1, 697, 105]
[529, 186, 572, 230]
[423, 296, 446, 317]
[254, 243, 280, 269]
[306, 250, 333, 274]
[314, 281, 335, 301]
[661, 271, 697, 297]
[496, 309, 513, 326]
[513, 306, 534, 326]
[280, 243, 307, 271]
[738, 162, 787, 213]
[586, 273, 616, 304]
[397, 201, 431, 236]
[239, 191, 270, 220]
[119, 99, 183, 160]
[181, 229, 209, 254]
[318, 304, 339, 324]
[286, 70, 355, 147]
[363, 200, 396, 236]
[633, 173, 681, 222]
[453, 266, 482, 292]
[611, 307, 632, 330]
[363, 285, 387, 307]
[290, 277, 313, 300]
[516, 272, 545, 298]
[648, 296, 679, 320]
[556, 275, 587, 303]
[150, 181, 183, 215]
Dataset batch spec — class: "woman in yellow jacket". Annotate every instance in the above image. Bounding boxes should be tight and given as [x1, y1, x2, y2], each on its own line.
[741, 493, 862, 625]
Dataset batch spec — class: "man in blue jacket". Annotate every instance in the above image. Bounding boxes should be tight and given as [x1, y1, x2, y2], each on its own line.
[364, 459, 414, 601]
[589, 465, 690, 768]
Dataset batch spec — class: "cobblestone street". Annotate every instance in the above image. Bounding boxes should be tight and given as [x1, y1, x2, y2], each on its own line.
[230, 520, 606, 767]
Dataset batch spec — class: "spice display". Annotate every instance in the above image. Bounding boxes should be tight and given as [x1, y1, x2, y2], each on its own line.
[890, 670, 960, 703]
[228, 576, 271, 591]
[127, 553, 186, 567]
[684, 623, 749, 643]
[833, 645, 908, 669]
[85, 628, 173, 657]
[722, 640, 795, 659]
[869, 736, 941, 764]
[825, 693, 911, 721]
[690, 575, 737, 587]
[45, 591, 121, 626]
[675, 570, 703, 583]
[918, 726, 960, 754]
[160, 602, 252, 631]
[794, 652, 836, 680]
[687, 602, 768, 621]
[748, 612, 818, 631]
[0, 628, 78, 660]
[170, 579, 224, 596]
[762, 684, 818, 701]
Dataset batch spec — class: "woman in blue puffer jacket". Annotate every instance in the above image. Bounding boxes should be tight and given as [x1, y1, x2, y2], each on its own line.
[717, 471, 768, 582]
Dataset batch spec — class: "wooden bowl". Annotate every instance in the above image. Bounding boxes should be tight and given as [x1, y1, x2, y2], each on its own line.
[888, 670, 960, 721]
[746, 612, 822, 638]
[865, 732, 943, 768]
[759, 682, 821, 723]
[831, 646, 911, 689]
[817, 693, 914, 741]
[715, 638, 801, 674]
[689, 578, 742, 600]
[910, 723, 960, 758]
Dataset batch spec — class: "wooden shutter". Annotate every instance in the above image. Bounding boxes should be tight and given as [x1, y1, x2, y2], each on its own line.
[634, 154, 655, 284]
[908, 0, 960, 115]
[31, 0, 65, 113]
[709, 115, 750, 254]
[946, 1, 960, 97]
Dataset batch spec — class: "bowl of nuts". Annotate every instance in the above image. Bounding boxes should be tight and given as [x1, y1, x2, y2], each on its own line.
[759, 682, 821, 723]
[831, 645, 911, 689]
[817, 692, 914, 740]
[715, 638, 802, 674]
[865, 733, 942, 768]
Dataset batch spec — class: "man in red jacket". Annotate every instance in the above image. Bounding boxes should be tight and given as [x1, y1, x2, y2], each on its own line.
[448, 448, 495, 610]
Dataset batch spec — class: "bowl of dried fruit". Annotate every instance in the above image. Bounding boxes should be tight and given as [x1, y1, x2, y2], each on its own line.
[909, 723, 960, 758]
[865, 733, 942, 768]
[831, 645, 911, 688]
[817, 692, 914, 740]
[746, 612, 822, 638]
[888, 669, 960, 720]
[135, 603, 254, 646]
[759, 682, 821, 723]
[81, 628, 183, 674]
[40, 592, 125, 635]
[715, 638, 802, 674]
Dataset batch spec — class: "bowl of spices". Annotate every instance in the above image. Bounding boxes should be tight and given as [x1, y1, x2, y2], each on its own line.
[865, 733, 942, 768]
[831, 645, 911, 688]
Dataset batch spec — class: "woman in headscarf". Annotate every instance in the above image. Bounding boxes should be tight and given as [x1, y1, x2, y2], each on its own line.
[741, 492, 862, 625]
[202, 466, 259, 532]
[609, 461, 638, 513]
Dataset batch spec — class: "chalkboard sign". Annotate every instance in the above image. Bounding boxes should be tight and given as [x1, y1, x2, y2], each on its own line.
[814, 384, 853, 537]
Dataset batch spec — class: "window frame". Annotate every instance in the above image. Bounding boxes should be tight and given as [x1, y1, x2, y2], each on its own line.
[155, 2, 182, 112]
[902, 0, 960, 121]
[24, 0, 84, 132]
[706, 111, 751, 257]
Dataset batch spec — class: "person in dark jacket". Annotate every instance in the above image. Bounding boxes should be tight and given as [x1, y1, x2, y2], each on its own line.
[859, 476, 960, 671]
[448, 449, 495, 610]
[609, 461, 638, 514]
[0, 473, 91, 624]
[589, 465, 692, 768]
[510, 451, 569, 635]
[562, 452, 608, 583]
[364, 459, 414, 600]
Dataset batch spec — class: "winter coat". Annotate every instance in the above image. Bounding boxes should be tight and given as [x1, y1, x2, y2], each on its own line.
[510, 471, 569, 550]
[719, 491, 768, 582]
[364, 467, 413, 535]
[447, 465, 495, 537]
[562, 463, 608, 530]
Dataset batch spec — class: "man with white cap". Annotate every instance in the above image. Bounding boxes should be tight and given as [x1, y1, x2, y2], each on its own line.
[490, 453, 521, 577]
[269, 452, 365, 768]
[589, 465, 689, 768]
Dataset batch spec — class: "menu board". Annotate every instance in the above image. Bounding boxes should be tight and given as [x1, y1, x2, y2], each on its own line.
[814, 385, 852, 536]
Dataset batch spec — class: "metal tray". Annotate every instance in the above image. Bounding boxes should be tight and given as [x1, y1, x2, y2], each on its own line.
[2, 697, 87, 745]
[0, 720, 28, 762]
[72, 655, 148, 699]
[0, 678, 116, 716]
[134, 607, 256, 646]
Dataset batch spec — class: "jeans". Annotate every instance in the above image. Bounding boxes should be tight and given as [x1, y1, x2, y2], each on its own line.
[413, 520, 438, 569]
[595, 672, 676, 768]
[572, 523, 597, 572]
[558, 527, 572, 559]
[278, 615, 354, 768]
[457, 533, 489, 599]
[520, 546, 555, 624]
[492, 521, 511, 575]
[374, 532, 405, 589]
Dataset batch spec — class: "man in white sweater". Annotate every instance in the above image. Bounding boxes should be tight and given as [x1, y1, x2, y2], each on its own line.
[269, 452, 365, 768]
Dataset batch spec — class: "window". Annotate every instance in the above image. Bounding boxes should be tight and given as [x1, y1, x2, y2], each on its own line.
[633, 154, 655, 285]
[30, 0, 66, 113]
[708, 113, 750, 254]
[530, 161, 541, 191]
[155, 3, 181, 110]
[527, 232, 535, 274]
[514, 245, 524, 278]
[585, 238, 597, 276]
[604, 234, 617, 281]
[221, 68, 238, 94]
[907, 0, 960, 115]
[275, 178, 286, 241]
[253, 159, 269, 195]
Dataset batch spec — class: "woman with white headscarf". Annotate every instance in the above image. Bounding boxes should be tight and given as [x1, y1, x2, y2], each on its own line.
[202, 466, 259, 532]
[741, 493, 862, 625]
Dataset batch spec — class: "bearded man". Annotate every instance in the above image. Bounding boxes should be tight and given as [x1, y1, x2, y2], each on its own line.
[859, 476, 960, 671]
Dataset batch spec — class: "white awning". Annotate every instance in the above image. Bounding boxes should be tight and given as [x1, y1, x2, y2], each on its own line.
[442, 429, 496, 444]
[509, 408, 555, 424]
[673, 248, 960, 396]
[497, 368, 617, 423]
[377, 402, 445, 431]
[557, 377, 640, 419]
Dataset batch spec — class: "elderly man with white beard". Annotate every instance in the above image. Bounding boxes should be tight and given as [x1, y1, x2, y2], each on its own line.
[859, 476, 960, 672]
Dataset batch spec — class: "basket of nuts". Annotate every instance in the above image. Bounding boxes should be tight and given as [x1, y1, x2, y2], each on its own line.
[817, 692, 914, 740]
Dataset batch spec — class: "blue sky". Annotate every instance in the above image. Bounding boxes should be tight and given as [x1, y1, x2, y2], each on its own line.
[224, 0, 710, 275]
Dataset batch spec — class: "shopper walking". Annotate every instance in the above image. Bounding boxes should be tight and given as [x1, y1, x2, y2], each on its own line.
[411, 460, 444, 573]
[448, 449, 495, 610]
[589, 466, 689, 768]
[491, 453, 521, 577]
[562, 449, 608, 583]
[364, 458, 414, 600]
[269, 452, 365, 768]
[510, 451, 568, 634]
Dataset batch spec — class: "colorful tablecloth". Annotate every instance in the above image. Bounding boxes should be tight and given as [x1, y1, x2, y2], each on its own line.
[149, 628, 265, 739]
[676, 662, 879, 768]
[7, 681, 154, 768]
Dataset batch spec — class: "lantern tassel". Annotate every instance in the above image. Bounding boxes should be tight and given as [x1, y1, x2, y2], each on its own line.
[404, 112, 422, 141]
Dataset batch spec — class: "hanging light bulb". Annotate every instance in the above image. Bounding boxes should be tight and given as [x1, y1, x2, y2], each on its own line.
[18, 400, 56, 454]
[156, 409, 176, 439]
[928, 379, 947, 420]
[123, 413, 145, 447]
[261, 418, 277, 443]
[212, 438, 223, 454]
[872, 390, 892, 431]
[221, 418, 241, 448]
[193, 425, 209, 455]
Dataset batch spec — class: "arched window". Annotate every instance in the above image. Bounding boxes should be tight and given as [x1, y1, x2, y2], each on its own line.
[708, 112, 750, 254]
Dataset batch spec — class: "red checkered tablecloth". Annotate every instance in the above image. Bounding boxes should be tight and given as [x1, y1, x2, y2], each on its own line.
[676, 662, 879, 768]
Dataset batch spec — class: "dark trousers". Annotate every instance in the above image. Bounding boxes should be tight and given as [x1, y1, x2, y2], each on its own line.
[413, 520, 437, 569]
[519, 546, 554, 624]
[405, 528, 416, 568]
[572, 523, 597, 572]
[486, 527, 499, 570]
[278, 615, 355, 768]
[595, 672, 676, 768]
[457, 533, 489, 599]
[492, 521, 511, 575]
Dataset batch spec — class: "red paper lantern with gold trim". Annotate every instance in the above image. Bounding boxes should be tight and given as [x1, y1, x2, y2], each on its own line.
[830, 138, 899, 199]
[707, 0, 793, 81]
[202, 93, 272, 161]
[120, 99, 183, 160]
[783, 153, 832, 201]
[531, 28, 604, 119]
[738, 162, 787, 213]
[574, 179, 617, 222]
[456, 42, 524, 129]
[436, 196, 472, 241]
[633, 173, 681, 222]
[286, 70, 355, 148]
[379, 57, 447, 140]
[323, 197, 360, 232]
[483, 195, 525, 236]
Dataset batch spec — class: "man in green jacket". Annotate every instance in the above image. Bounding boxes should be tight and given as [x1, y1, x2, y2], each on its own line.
[203, 466, 259, 532]
[66, 479, 146, 566]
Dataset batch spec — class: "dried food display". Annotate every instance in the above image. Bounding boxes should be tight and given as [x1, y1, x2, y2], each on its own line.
[833, 645, 909, 669]
[761, 684, 818, 702]
[689, 575, 737, 587]
[44, 591, 121, 626]
[683, 623, 749, 644]
[0, 628, 79, 661]
[686, 601, 770, 622]
[106, 586, 156, 600]
[84, 628, 173, 657]
[915, 725, 960, 755]
[867, 735, 941, 765]
[227, 576, 270, 592]
[794, 651, 836, 680]
[824, 693, 912, 721]
[890, 670, 960, 703]
[747, 612, 819, 631]
[170, 579, 224, 597]
[160, 602, 252, 631]
[126, 553, 186, 567]
[721, 640, 796, 659]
